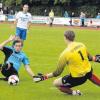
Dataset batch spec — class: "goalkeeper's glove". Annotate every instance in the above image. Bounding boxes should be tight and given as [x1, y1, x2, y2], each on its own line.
[93, 55, 100, 63]
[33, 73, 48, 83]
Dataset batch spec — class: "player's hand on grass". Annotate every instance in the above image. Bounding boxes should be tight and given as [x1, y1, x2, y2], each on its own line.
[33, 73, 48, 83]
[8, 35, 16, 41]
[94, 55, 100, 63]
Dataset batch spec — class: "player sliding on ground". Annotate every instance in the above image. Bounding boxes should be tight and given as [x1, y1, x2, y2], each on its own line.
[0, 35, 35, 81]
[34, 30, 100, 95]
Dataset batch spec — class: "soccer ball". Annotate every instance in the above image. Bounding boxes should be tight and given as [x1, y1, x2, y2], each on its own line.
[8, 75, 19, 85]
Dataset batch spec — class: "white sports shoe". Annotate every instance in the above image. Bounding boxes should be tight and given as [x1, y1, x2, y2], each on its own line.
[72, 90, 82, 96]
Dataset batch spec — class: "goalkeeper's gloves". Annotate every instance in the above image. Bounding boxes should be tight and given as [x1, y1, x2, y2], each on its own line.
[93, 55, 100, 63]
[33, 73, 48, 83]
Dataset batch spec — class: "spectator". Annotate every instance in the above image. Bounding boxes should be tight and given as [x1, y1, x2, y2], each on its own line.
[96, 13, 100, 19]
[49, 9, 54, 27]
[64, 11, 69, 18]
[70, 12, 75, 26]
[3, 7, 9, 15]
[44, 9, 47, 16]
[10, 9, 14, 15]
[0, 9, 3, 15]
[80, 12, 86, 27]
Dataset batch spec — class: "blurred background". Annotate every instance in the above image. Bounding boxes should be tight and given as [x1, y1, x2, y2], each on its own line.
[0, 0, 100, 17]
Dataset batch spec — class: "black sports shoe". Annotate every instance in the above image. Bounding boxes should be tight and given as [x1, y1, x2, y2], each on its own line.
[0, 78, 8, 81]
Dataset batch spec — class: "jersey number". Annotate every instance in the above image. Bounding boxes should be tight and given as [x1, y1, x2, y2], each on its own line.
[78, 51, 84, 61]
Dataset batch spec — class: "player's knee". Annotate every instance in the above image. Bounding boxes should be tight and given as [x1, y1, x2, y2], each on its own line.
[53, 78, 62, 87]
[53, 79, 59, 87]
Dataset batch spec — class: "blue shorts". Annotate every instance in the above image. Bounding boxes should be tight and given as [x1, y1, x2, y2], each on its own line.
[16, 27, 27, 40]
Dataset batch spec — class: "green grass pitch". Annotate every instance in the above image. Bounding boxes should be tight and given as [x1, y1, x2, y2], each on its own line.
[0, 23, 100, 100]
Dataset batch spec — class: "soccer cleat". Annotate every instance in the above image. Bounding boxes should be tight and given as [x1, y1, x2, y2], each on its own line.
[76, 90, 82, 95]
[72, 90, 82, 96]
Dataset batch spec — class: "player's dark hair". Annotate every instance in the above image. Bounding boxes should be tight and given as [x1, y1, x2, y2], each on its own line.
[12, 40, 23, 47]
[64, 30, 75, 41]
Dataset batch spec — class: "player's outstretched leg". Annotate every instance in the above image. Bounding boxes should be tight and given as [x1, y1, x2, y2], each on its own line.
[89, 73, 100, 86]
[53, 77, 82, 96]
[0, 64, 8, 81]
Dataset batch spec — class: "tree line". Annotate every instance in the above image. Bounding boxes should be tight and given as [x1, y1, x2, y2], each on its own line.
[0, 0, 100, 17]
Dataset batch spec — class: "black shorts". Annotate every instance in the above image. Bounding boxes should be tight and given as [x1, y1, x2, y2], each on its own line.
[62, 70, 92, 88]
[1, 63, 18, 78]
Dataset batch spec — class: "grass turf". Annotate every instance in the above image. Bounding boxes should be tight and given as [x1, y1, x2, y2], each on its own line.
[0, 23, 100, 100]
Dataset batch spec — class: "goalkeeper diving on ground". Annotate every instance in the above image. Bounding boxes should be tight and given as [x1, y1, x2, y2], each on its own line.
[34, 30, 100, 95]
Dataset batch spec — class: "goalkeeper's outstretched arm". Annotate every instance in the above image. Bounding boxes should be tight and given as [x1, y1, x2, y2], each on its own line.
[45, 59, 66, 79]
[34, 54, 67, 82]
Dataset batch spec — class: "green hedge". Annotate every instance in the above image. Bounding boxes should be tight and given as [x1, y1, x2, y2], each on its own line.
[28, 5, 100, 17]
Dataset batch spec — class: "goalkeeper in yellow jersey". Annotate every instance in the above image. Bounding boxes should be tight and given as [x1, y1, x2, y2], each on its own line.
[34, 30, 100, 95]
